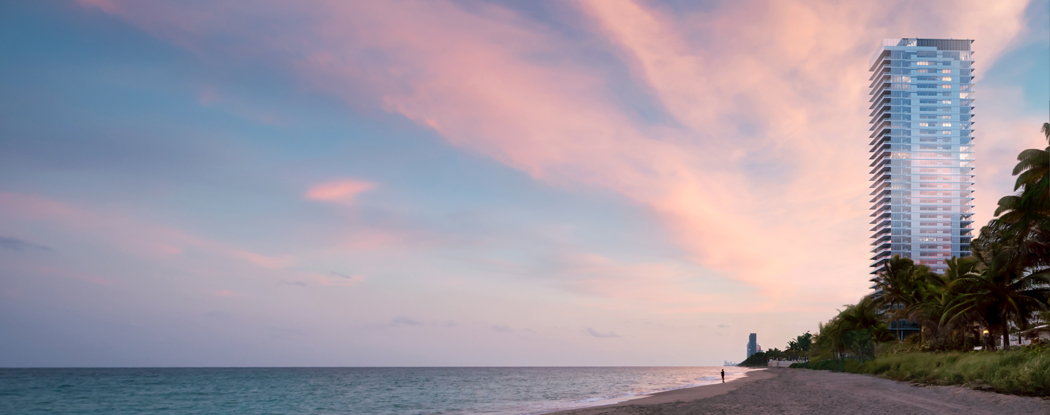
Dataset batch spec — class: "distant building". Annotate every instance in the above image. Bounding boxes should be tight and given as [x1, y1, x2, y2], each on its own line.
[746, 333, 757, 358]
[867, 38, 976, 275]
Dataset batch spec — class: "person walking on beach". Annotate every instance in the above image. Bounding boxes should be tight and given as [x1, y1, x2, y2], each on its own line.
[720, 369, 725, 383]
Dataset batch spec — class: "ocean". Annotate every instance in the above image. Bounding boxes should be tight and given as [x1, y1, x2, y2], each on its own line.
[0, 366, 752, 414]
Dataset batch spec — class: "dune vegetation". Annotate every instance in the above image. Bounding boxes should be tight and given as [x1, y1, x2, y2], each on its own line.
[783, 123, 1050, 396]
[854, 348, 1050, 396]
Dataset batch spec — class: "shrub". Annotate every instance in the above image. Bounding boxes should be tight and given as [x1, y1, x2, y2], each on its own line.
[853, 349, 1050, 396]
[738, 352, 768, 367]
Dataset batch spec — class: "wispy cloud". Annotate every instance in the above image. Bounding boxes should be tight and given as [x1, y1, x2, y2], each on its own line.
[0, 192, 293, 269]
[390, 316, 425, 326]
[68, 0, 1040, 324]
[305, 179, 376, 204]
[310, 272, 364, 286]
[0, 236, 52, 252]
[585, 327, 621, 338]
[71, 0, 1034, 313]
[381, 316, 457, 329]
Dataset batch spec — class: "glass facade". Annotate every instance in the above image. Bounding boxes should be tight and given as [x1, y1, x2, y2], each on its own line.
[868, 38, 975, 274]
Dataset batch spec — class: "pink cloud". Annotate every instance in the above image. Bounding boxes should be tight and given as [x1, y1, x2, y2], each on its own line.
[0, 192, 294, 270]
[212, 289, 241, 297]
[75, 0, 1037, 311]
[305, 179, 377, 204]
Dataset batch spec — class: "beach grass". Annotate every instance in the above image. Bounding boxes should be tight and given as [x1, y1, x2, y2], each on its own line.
[795, 347, 1050, 396]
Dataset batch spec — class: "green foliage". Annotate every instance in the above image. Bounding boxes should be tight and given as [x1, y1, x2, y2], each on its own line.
[817, 122, 1050, 353]
[793, 348, 1050, 396]
[853, 349, 1050, 396]
[811, 296, 893, 364]
[787, 332, 813, 353]
[791, 123, 1050, 396]
[764, 347, 785, 361]
[738, 351, 768, 367]
[783, 332, 813, 361]
[791, 359, 841, 370]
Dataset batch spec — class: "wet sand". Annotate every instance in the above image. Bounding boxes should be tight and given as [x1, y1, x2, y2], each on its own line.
[549, 368, 1050, 415]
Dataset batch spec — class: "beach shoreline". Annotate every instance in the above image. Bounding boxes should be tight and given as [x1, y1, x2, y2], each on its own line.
[545, 368, 1050, 415]
[545, 369, 774, 414]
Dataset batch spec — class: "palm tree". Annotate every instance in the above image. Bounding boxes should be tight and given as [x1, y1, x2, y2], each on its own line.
[1011, 147, 1048, 195]
[951, 122, 1050, 349]
[786, 332, 812, 362]
[991, 122, 1050, 271]
[813, 312, 850, 369]
[901, 256, 981, 349]
[939, 256, 982, 347]
[870, 255, 927, 340]
[948, 233, 1050, 349]
[839, 296, 894, 360]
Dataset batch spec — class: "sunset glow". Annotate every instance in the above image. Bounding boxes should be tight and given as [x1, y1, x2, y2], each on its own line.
[0, 0, 1047, 367]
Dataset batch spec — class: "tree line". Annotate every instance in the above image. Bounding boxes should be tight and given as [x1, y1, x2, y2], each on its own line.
[807, 123, 1050, 364]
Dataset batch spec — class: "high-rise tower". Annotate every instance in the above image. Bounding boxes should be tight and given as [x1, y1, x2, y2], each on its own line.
[868, 39, 975, 274]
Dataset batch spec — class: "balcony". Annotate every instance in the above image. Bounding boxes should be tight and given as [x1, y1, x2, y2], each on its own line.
[868, 158, 891, 174]
[869, 192, 891, 205]
[869, 85, 892, 103]
[869, 186, 891, 199]
[869, 151, 891, 166]
[870, 204, 892, 217]
[868, 58, 890, 80]
[869, 175, 890, 189]
[869, 211, 891, 224]
[868, 141, 891, 155]
[869, 95, 891, 111]
[868, 73, 890, 90]
[871, 251, 893, 262]
[869, 117, 891, 132]
[869, 103, 892, 119]
[868, 128, 893, 146]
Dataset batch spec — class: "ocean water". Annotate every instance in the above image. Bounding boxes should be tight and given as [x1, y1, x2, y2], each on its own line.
[0, 366, 753, 414]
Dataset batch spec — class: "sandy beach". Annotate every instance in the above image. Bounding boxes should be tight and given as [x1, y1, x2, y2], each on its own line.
[550, 368, 1050, 415]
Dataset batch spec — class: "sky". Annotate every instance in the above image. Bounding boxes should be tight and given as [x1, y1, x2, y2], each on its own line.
[0, 0, 1047, 367]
